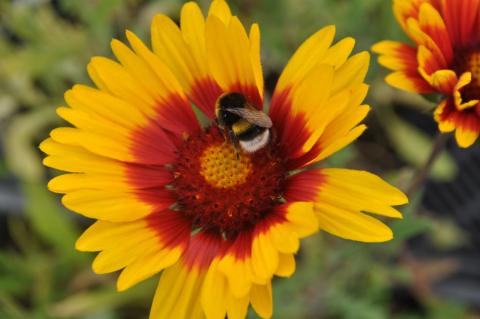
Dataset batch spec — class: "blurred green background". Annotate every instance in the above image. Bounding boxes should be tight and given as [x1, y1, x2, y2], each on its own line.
[0, 0, 477, 318]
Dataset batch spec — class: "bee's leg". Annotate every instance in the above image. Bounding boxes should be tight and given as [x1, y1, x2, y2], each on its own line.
[266, 129, 274, 159]
[226, 128, 241, 160]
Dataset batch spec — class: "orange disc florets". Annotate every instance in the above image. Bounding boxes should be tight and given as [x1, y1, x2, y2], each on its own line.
[172, 127, 286, 238]
[199, 143, 252, 188]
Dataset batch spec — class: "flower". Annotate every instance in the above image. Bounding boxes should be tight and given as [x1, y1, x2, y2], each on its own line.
[373, 0, 480, 148]
[40, 1, 408, 318]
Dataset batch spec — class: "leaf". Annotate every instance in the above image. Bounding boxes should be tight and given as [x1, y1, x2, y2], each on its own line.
[21, 181, 79, 259]
[4, 107, 60, 182]
[379, 108, 457, 182]
[48, 277, 156, 318]
[385, 193, 432, 253]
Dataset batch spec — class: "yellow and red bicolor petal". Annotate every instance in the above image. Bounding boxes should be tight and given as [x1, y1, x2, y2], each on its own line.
[288, 85, 370, 169]
[150, 6, 222, 118]
[417, 3, 453, 63]
[434, 99, 456, 132]
[153, 246, 274, 319]
[439, 0, 480, 47]
[274, 25, 336, 93]
[88, 46, 199, 137]
[42, 108, 177, 224]
[40, 138, 175, 222]
[406, 16, 448, 68]
[75, 209, 191, 289]
[165, 202, 313, 319]
[62, 85, 178, 165]
[372, 41, 419, 71]
[150, 0, 262, 117]
[216, 203, 317, 299]
[417, 45, 447, 83]
[435, 98, 480, 147]
[285, 169, 407, 242]
[430, 69, 458, 94]
[372, 40, 432, 92]
[393, 0, 430, 32]
[270, 26, 369, 167]
[53, 107, 176, 166]
[388, 70, 435, 93]
[205, 14, 263, 107]
[149, 232, 225, 319]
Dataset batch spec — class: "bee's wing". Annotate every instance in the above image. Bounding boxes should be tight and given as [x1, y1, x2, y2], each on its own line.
[225, 108, 272, 128]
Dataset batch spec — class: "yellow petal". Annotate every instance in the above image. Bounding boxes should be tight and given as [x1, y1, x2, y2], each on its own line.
[285, 202, 319, 237]
[269, 223, 299, 254]
[315, 124, 367, 162]
[275, 253, 296, 278]
[88, 57, 156, 115]
[205, 15, 261, 99]
[48, 173, 129, 193]
[50, 127, 134, 163]
[208, 0, 232, 25]
[249, 23, 264, 98]
[276, 25, 335, 92]
[431, 69, 457, 94]
[332, 51, 369, 94]
[315, 202, 394, 242]
[250, 283, 273, 319]
[65, 84, 147, 128]
[455, 126, 479, 148]
[201, 259, 227, 319]
[321, 37, 355, 69]
[56, 107, 131, 142]
[117, 246, 183, 291]
[61, 189, 155, 222]
[180, 2, 208, 76]
[150, 262, 206, 319]
[225, 291, 249, 319]
[151, 14, 196, 92]
[92, 234, 157, 273]
[75, 220, 148, 251]
[217, 255, 252, 298]
[251, 232, 279, 281]
[41, 138, 124, 174]
[111, 39, 173, 99]
[385, 71, 431, 93]
[322, 168, 408, 205]
[126, 30, 192, 98]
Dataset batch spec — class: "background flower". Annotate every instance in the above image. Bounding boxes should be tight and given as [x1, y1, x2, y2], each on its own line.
[373, 0, 480, 148]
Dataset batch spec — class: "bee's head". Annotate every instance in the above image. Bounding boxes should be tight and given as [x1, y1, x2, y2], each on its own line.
[215, 92, 246, 126]
[218, 92, 246, 110]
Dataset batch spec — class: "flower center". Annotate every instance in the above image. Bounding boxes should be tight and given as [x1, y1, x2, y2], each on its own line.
[199, 143, 252, 188]
[172, 127, 286, 238]
[453, 48, 480, 101]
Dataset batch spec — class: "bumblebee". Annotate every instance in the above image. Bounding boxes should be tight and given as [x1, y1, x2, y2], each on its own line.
[215, 92, 272, 153]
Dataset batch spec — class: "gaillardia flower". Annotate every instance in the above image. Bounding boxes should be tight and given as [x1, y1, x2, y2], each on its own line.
[373, 0, 480, 148]
[41, 1, 407, 318]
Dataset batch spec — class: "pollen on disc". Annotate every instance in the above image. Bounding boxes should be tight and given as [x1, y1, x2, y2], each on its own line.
[200, 143, 252, 188]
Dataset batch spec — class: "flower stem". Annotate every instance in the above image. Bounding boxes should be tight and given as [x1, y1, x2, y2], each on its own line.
[405, 133, 449, 196]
